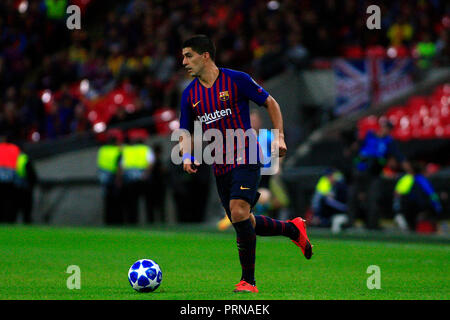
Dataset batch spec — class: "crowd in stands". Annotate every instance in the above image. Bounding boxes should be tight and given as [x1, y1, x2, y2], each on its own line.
[358, 83, 450, 141]
[1, 0, 449, 144]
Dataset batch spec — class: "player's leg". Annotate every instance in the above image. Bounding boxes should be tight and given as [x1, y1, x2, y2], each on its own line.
[252, 212, 299, 238]
[250, 212, 312, 259]
[249, 173, 312, 257]
[228, 165, 261, 292]
[215, 171, 256, 291]
[230, 198, 258, 292]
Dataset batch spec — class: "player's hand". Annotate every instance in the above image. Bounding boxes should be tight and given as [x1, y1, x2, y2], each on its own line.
[278, 136, 287, 157]
[273, 134, 287, 158]
[183, 157, 200, 174]
[272, 136, 287, 158]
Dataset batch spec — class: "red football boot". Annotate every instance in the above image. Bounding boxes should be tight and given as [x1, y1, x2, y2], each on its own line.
[288, 217, 313, 259]
[233, 280, 259, 293]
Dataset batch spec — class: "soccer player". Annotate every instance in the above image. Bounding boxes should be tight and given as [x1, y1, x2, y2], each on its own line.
[178, 35, 312, 293]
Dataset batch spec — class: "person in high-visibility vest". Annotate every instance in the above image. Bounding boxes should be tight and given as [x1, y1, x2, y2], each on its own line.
[120, 129, 155, 225]
[310, 168, 349, 233]
[14, 152, 38, 224]
[97, 129, 124, 225]
[0, 136, 21, 223]
[393, 162, 443, 232]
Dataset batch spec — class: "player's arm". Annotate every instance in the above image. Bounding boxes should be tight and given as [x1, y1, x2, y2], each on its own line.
[264, 95, 287, 157]
[236, 71, 287, 158]
[179, 134, 199, 174]
[179, 88, 199, 174]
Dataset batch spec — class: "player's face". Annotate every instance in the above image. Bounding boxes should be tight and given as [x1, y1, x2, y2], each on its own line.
[182, 47, 205, 77]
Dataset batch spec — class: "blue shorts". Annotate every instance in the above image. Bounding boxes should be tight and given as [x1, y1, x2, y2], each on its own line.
[215, 164, 261, 220]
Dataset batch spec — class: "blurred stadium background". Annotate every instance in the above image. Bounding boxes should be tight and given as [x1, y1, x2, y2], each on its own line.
[1, 0, 449, 238]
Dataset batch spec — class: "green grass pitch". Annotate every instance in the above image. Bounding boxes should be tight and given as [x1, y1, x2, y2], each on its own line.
[0, 225, 448, 300]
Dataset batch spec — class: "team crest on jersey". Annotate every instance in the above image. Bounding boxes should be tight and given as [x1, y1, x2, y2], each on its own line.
[219, 91, 229, 101]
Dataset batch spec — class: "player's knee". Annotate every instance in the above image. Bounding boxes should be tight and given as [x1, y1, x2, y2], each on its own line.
[230, 199, 251, 223]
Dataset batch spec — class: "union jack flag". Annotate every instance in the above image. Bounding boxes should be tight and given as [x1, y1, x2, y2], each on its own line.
[334, 59, 371, 115]
[370, 58, 413, 104]
[334, 58, 414, 116]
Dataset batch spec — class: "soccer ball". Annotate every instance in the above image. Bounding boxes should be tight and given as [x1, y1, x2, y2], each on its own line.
[128, 259, 162, 292]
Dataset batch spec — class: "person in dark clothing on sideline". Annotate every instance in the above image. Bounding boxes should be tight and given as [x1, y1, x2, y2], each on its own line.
[97, 129, 124, 225]
[393, 162, 443, 232]
[14, 152, 38, 224]
[348, 119, 412, 229]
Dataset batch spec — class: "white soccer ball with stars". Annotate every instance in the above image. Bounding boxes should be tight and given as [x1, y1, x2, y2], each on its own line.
[128, 259, 162, 292]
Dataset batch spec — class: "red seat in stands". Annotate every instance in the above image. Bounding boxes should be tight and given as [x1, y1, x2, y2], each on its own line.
[444, 125, 450, 138]
[392, 127, 412, 141]
[386, 106, 406, 126]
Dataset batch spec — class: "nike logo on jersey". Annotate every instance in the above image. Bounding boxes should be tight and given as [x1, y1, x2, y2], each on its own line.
[192, 100, 201, 108]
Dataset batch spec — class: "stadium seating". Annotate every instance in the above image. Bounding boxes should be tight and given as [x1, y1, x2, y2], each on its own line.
[358, 83, 450, 140]
[1, 1, 449, 144]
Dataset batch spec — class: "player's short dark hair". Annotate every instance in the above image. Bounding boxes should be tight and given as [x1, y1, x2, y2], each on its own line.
[182, 35, 216, 61]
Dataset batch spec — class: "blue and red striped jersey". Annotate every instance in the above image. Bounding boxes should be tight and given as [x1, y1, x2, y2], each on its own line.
[179, 68, 269, 176]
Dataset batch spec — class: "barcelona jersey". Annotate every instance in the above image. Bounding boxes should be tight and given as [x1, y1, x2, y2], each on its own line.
[179, 68, 269, 176]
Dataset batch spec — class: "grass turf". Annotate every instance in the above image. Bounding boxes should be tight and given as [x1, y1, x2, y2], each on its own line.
[0, 225, 448, 300]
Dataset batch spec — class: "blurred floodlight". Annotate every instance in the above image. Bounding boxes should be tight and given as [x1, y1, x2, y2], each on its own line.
[31, 132, 40, 142]
[114, 93, 124, 104]
[386, 47, 397, 58]
[267, 1, 280, 10]
[93, 122, 107, 133]
[161, 110, 173, 121]
[41, 90, 52, 104]
[18, 1, 28, 14]
[80, 79, 90, 94]
[169, 120, 180, 131]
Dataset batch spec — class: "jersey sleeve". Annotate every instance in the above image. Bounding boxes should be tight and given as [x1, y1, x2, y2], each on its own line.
[179, 88, 194, 132]
[235, 71, 269, 106]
